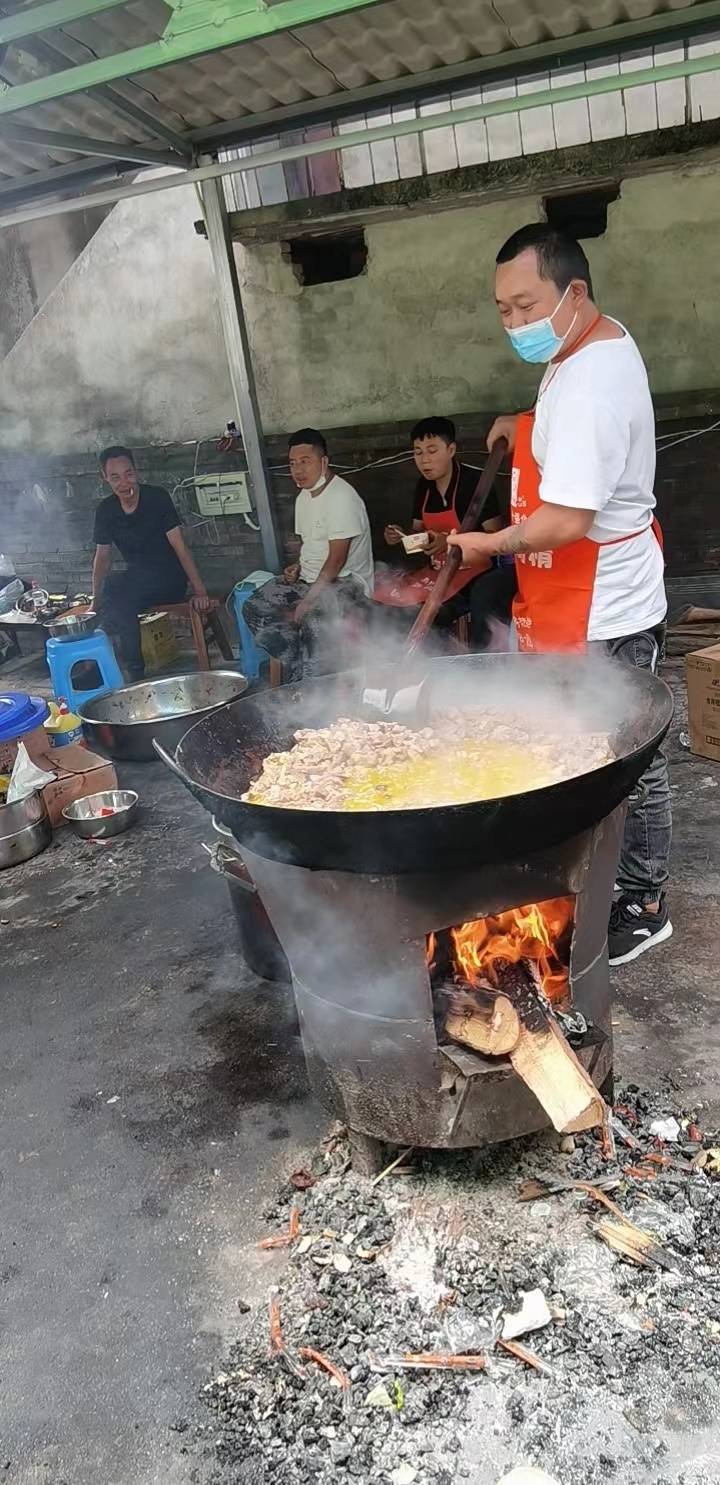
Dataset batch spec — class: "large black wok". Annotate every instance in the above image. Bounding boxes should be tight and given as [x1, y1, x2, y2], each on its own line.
[159, 654, 673, 874]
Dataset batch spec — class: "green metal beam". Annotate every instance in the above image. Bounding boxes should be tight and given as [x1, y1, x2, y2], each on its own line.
[3, 44, 720, 227]
[16, 28, 194, 157]
[0, 0, 129, 46]
[0, 119, 182, 166]
[89, 87, 193, 157]
[0, 155, 126, 197]
[0, 0, 387, 115]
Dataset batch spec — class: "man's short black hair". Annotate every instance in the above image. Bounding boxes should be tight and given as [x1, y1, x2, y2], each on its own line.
[496, 223, 594, 300]
[99, 444, 136, 472]
[288, 427, 328, 457]
[410, 417, 456, 446]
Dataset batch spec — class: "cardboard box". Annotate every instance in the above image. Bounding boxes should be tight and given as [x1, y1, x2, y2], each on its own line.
[686, 642, 720, 763]
[141, 610, 177, 672]
[0, 723, 46, 775]
[40, 741, 118, 827]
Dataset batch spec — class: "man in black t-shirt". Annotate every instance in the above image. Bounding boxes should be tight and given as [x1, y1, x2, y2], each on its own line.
[92, 445, 210, 681]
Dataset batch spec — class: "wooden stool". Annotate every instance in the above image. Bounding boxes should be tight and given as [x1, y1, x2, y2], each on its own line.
[150, 599, 234, 672]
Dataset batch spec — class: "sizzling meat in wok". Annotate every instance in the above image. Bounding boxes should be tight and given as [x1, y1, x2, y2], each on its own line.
[242, 711, 615, 811]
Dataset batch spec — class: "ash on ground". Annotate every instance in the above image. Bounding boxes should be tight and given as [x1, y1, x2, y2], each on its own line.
[197, 1089, 720, 1485]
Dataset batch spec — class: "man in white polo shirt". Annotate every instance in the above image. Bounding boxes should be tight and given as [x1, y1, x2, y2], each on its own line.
[449, 224, 671, 967]
[245, 427, 374, 681]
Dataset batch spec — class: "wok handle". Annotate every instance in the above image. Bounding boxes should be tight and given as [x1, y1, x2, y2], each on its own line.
[152, 737, 190, 782]
[405, 435, 509, 656]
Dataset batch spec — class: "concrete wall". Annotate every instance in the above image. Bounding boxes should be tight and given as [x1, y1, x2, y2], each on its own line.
[1, 161, 720, 455]
[0, 184, 232, 453]
[1, 404, 718, 603]
[241, 163, 720, 428]
[0, 206, 108, 359]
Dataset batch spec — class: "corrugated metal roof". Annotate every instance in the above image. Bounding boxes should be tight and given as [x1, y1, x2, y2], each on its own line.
[0, 0, 715, 196]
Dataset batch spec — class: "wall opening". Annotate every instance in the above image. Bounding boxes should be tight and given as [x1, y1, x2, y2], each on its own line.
[285, 229, 368, 286]
[543, 184, 620, 239]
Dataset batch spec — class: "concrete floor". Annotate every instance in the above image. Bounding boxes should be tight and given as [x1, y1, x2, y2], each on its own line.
[1, 758, 323, 1485]
[611, 662, 720, 1119]
[1, 657, 719, 1484]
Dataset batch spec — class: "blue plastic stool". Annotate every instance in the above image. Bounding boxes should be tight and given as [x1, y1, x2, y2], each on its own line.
[46, 629, 124, 709]
[228, 579, 272, 682]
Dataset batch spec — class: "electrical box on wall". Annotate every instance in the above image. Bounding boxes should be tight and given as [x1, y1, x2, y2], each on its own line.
[194, 472, 251, 517]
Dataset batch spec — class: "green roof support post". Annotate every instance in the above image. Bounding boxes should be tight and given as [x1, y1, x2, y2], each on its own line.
[200, 171, 281, 573]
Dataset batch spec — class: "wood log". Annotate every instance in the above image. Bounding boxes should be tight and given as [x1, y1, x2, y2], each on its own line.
[673, 604, 720, 625]
[444, 984, 521, 1056]
[497, 960, 607, 1135]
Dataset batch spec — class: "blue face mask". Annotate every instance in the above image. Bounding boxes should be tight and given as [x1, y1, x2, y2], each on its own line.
[505, 285, 577, 364]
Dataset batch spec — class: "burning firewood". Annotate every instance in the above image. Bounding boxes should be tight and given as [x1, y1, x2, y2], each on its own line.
[495, 960, 607, 1136]
[441, 955, 608, 1137]
[443, 983, 521, 1057]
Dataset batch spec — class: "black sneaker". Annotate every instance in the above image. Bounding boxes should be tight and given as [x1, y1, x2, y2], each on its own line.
[608, 895, 673, 966]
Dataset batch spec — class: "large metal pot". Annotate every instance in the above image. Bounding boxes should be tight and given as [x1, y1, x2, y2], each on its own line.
[206, 820, 290, 983]
[0, 790, 52, 869]
[77, 670, 248, 762]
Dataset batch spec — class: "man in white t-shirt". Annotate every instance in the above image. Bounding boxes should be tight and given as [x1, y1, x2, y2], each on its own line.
[449, 224, 671, 967]
[245, 427, 374, 681]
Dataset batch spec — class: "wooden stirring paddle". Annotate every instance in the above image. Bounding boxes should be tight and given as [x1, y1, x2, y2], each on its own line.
[362, 436, 509, 723]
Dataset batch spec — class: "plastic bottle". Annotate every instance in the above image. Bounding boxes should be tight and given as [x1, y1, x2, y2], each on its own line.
[0, 553, 16, 579]
[45, 698, 85, 748]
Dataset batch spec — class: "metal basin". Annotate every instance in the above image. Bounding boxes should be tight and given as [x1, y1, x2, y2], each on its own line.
[0, 789, 52, 869]
[44, 611, 99, 642]
[77, 670, 248, 761]
[63, 788, 139, 839]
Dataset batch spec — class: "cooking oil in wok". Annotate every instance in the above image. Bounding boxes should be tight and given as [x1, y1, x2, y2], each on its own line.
[342, 742, 551, 810]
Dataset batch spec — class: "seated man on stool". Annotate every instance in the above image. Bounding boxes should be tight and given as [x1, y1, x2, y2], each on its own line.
[382, 417, 517, 648]
[92, 446, 209, 681]
[244, 428, 374, 683]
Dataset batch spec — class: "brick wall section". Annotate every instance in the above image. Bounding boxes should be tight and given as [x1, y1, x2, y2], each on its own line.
[1, 408, 718, 596]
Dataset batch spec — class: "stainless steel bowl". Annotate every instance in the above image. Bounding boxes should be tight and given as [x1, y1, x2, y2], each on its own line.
[62, 788, 139, 839]
[76, 670, 248, 761]
[0, 789, 52, 869]
[44, 611, 99, 642]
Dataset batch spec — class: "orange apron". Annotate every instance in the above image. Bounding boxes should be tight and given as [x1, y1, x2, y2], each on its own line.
[374, 465, 489, 608]
[511, 411, 663, 653]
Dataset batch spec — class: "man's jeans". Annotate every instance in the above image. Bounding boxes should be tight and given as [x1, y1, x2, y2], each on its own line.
[98, 568, 188, 677]
[595, 624, 671, 904]
[244, 575, 369, 683]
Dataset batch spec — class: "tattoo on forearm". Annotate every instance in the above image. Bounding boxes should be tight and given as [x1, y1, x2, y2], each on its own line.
[497, 522, 532, 556]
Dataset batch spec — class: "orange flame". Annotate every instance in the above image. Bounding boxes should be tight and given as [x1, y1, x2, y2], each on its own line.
[428, 897, 574, 1003]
